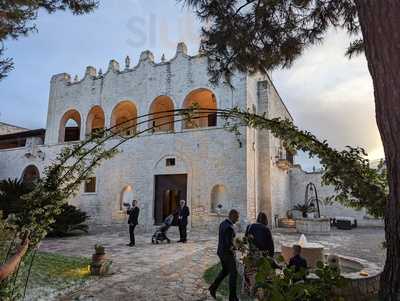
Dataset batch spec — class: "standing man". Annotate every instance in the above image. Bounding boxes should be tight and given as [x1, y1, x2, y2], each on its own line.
[209, 209, 239, 301]
[126, 200, 140, 247]
[177, 199, 190, 243]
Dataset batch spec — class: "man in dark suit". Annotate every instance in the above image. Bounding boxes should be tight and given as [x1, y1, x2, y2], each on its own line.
[177, 199, 190, 243]
[127, 200, 140, 247]
[209, 209, 239, 301]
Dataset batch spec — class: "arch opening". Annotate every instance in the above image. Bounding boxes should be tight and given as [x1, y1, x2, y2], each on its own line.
[21, 165, 40, 186]
[111, 101, 137, 136]
[59, 109, 81, 143]
[86, 106, 105, 136]
[120, 185, 134, 211]
[210, 184, 228, 214]
[148, 96, 174, 132]
[182, 89, 217, 129]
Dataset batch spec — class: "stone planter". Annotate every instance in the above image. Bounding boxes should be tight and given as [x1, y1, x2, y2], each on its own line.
[277, 218, 296, 228]
[296, 218, 331, 234]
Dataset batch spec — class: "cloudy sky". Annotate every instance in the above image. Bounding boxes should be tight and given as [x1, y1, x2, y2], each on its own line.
[0, 0, 383, 170]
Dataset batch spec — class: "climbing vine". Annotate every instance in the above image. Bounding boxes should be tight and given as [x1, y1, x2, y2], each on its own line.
[221, 108, 387, 218]
[0, 107, 387, 299]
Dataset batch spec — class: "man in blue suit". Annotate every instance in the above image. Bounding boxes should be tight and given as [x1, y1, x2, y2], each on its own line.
[209, 209, 240, 301]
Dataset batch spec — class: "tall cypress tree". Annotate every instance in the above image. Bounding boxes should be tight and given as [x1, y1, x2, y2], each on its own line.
[180, 0, 400, 299]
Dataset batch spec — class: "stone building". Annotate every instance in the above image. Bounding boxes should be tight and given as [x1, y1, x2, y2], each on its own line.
[0, 43, 372, 229]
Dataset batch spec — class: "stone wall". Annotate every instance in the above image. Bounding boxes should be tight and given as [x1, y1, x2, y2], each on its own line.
[2, 43, 375, 230]
[254, 77, 293, 225]
[289, 166, 369, 221]
[44, 43, 246, 146]
[0, 127, 248, 229]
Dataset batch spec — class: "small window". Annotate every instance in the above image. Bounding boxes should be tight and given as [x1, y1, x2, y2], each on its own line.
[166, 158, 175, 166]
[84, 177, 96, 193]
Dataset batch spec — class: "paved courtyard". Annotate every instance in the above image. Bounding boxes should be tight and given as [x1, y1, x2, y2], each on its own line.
[36, 226, 385, 301]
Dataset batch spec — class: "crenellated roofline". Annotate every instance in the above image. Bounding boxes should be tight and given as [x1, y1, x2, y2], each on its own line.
[50, 42, 204, 86]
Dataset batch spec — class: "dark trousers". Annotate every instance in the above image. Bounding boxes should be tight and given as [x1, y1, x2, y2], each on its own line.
[211, 254, 238, 301]
[179, 224, 187, 242]
[129, 224, 136, 245]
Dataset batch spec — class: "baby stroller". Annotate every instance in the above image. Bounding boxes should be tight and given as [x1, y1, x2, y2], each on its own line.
[151, 214, 174, 244]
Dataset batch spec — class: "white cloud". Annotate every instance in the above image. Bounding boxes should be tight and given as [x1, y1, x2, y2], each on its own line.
[272, 29, 384, 168]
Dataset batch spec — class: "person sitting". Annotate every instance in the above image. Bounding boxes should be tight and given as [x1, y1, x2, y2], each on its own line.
[245, 212, 274, 256]
[288, 244, 308, 279]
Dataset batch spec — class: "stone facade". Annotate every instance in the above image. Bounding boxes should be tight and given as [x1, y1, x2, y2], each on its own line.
[289, 166, 370, 221]
[0, 122, 28, 135]
[0, 43, 379, 229]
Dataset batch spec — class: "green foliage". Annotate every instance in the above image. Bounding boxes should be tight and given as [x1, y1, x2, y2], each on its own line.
[94, 244, 105, 255]
[0, 108, 387, 298]
[254, 259, 346, 301]
[0, 251, 91, 301]
[47, 204, 89, 237]
[236, 236, 346, 301]
[0, 0, 98, 80]
[0, 179, 32, 218]
[180, 0, 362, 84]
[220, 108, 387, 217]
[0, 179, 89, 237]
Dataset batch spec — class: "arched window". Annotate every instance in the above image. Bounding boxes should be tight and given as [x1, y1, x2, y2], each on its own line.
[59, 109, 81, 143]
[120, 185, 134, 211]
[182, 88, 217, 129]
[86, 106, 105, 136]
[21, 165, 40, 186]
[210, 184, 228, 213]
[149, 96, 174, 132]
[110, 101, 137, 136]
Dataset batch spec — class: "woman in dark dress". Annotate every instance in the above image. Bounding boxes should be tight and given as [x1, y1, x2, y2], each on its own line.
[245, 212, 274, 256]
[244, 212, 275, 296]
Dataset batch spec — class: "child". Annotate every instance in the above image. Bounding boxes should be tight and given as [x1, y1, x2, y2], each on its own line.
[288, 244, 308, 273]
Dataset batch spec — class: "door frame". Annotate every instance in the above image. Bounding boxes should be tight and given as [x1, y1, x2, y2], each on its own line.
[153, 173, 189, 225]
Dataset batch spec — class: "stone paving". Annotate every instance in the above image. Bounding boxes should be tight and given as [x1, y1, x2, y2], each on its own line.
[36, 226, 385, 301]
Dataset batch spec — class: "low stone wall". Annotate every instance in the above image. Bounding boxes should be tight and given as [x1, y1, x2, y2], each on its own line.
[296, 218, 331, 234]
[334, 254, 381, 301]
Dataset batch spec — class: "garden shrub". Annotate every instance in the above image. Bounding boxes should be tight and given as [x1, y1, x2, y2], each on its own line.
[0, 179, 89, 237]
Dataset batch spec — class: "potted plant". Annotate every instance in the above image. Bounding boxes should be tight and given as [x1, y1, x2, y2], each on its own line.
[292, 203, 316, 218]
[92, 244, 106, 262]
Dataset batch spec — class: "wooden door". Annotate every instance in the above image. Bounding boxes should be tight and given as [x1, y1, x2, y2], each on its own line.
[154, 174, 187, 224]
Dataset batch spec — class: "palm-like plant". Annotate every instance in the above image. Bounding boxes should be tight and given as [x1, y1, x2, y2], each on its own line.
[0, 178, 32, 218]
[292, 203, 316, 218]
[0, 178, 89, 236]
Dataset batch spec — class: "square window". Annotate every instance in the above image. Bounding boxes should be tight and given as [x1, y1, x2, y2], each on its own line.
[84, 177, 96, 193]
[166, 158, 175, 166]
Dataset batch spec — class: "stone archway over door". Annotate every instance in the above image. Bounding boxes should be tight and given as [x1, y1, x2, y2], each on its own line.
[154, 174, 187, 225]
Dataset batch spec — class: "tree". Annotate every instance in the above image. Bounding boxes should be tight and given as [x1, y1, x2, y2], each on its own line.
[47, 204, 89, 236]
[180, 0, 399, 299]
[0, 178, 89, 237]
[0, 0, 98, 80]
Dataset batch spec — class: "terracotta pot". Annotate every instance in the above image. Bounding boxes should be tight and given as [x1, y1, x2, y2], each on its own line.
[92, 253, 106, 262]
